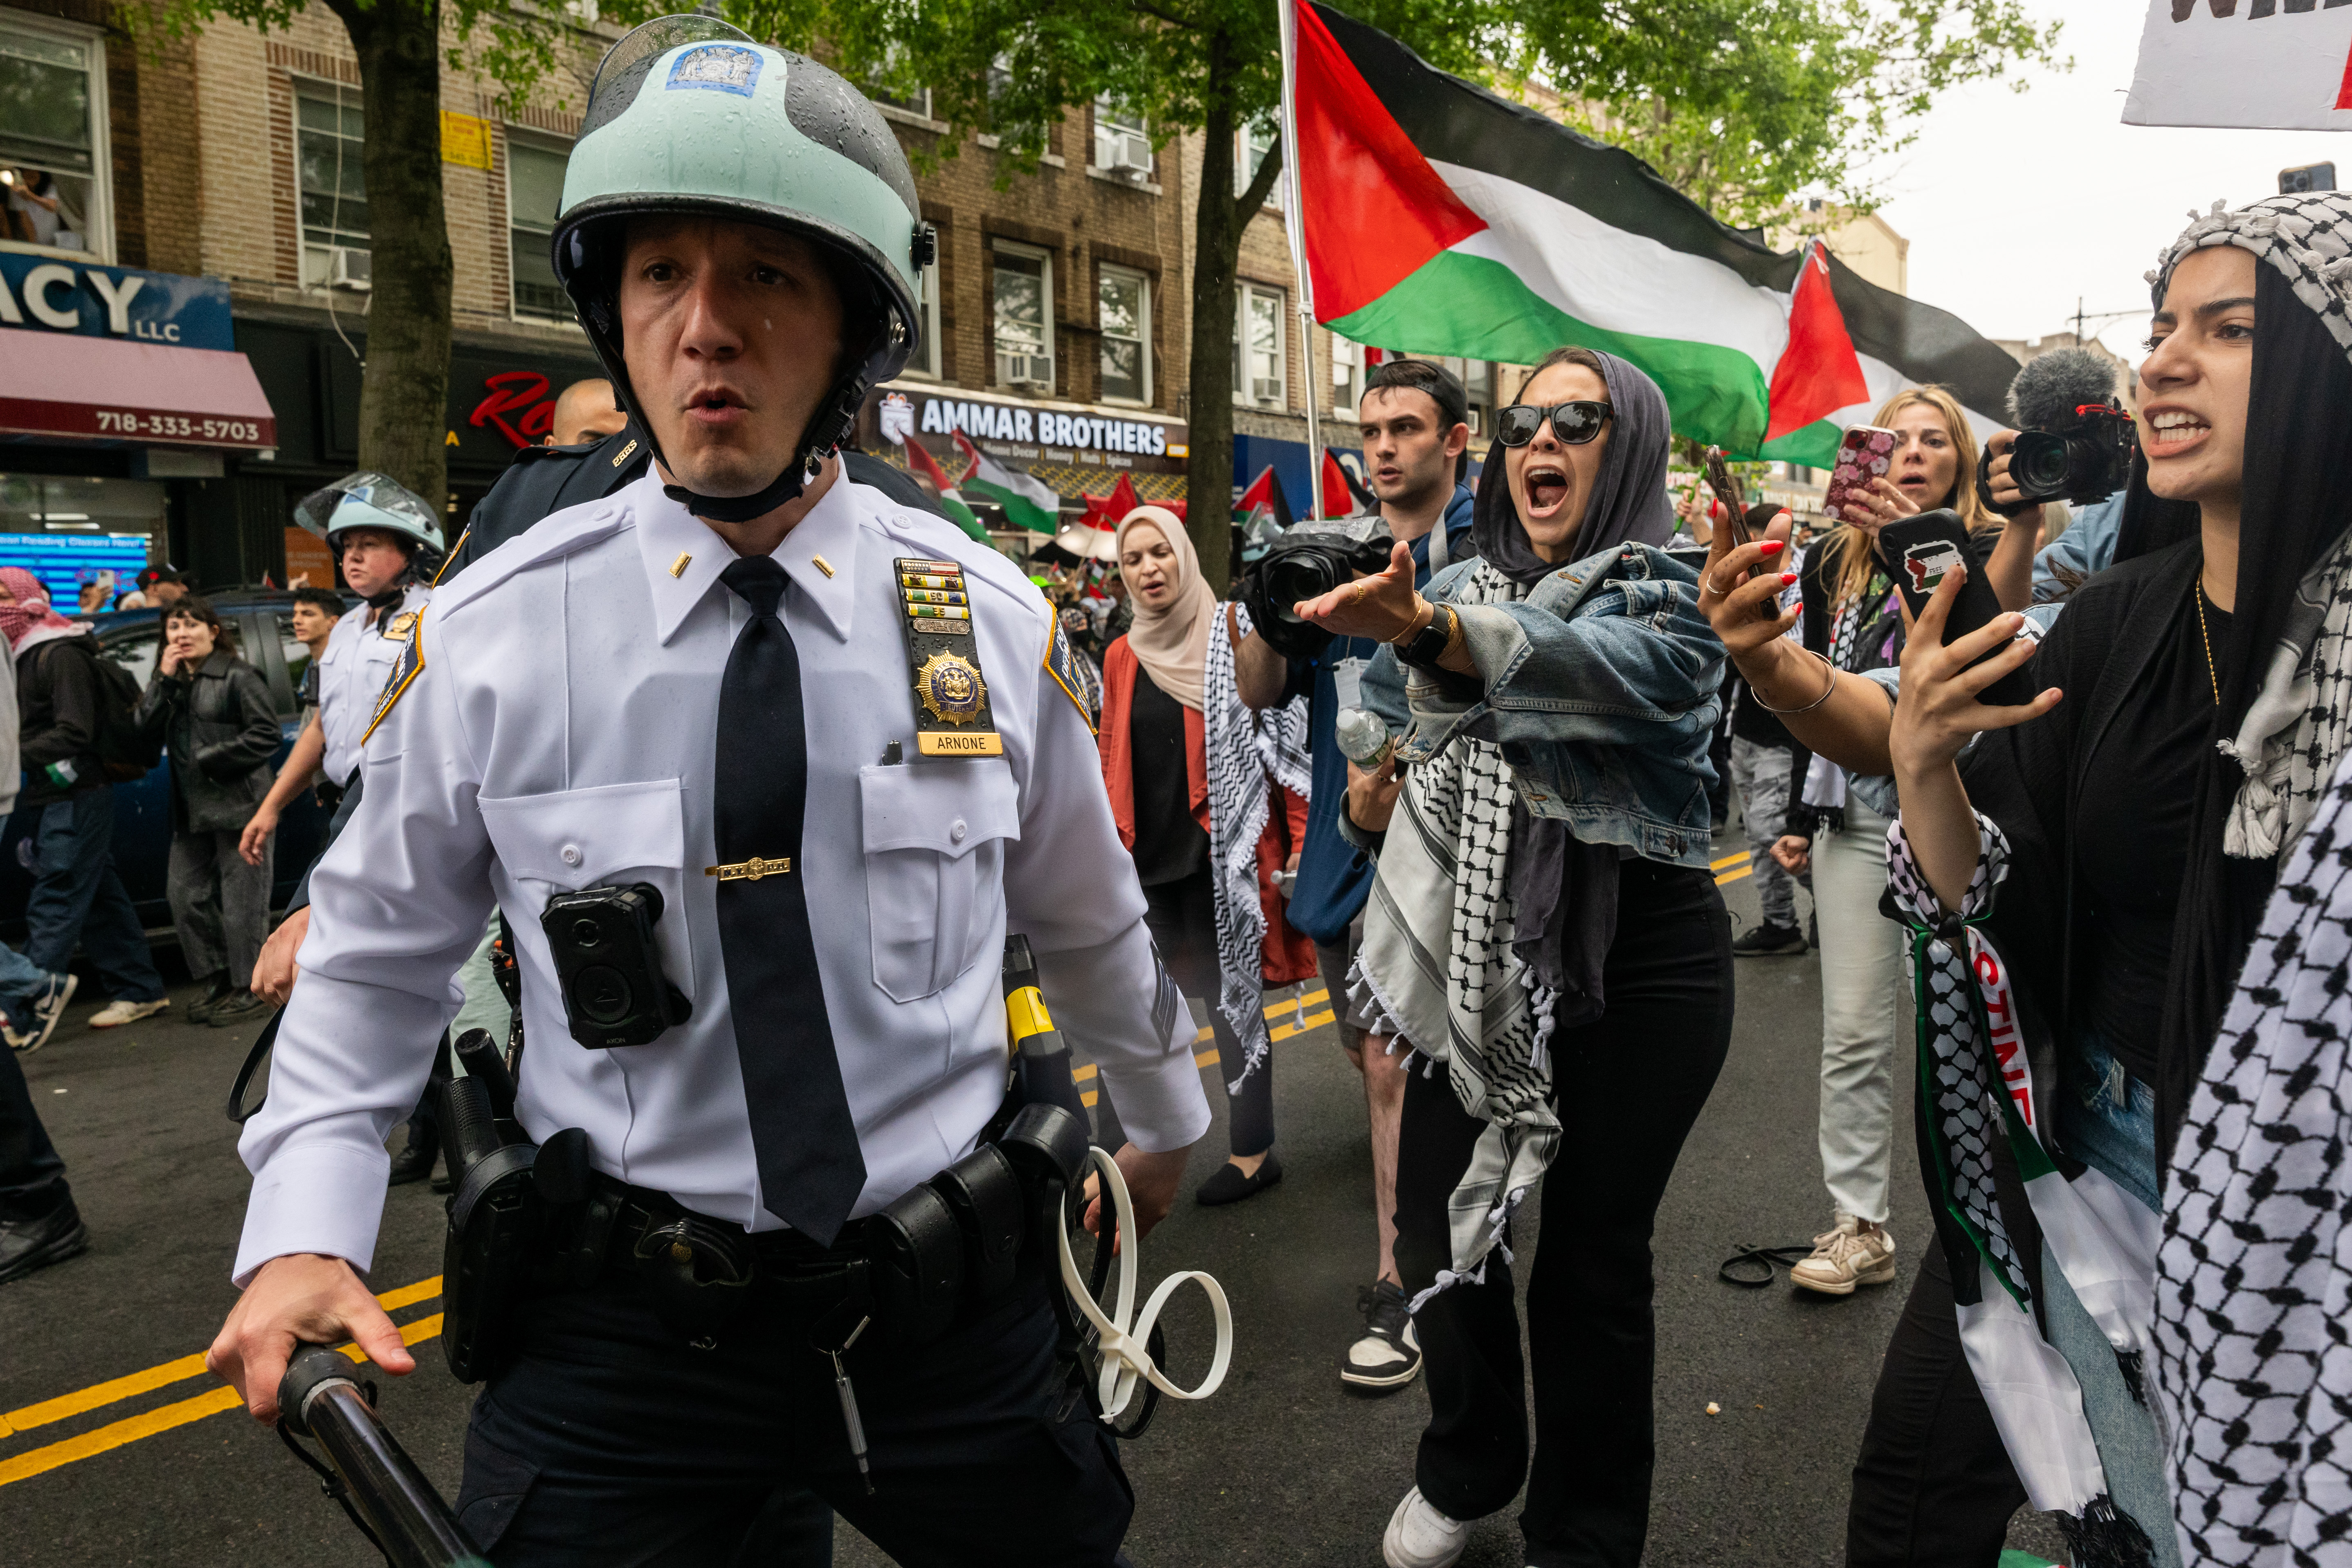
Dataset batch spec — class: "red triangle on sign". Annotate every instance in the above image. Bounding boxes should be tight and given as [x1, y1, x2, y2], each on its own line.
[1765, 242, 1872, 444]
[1293, 0, 1487, 322]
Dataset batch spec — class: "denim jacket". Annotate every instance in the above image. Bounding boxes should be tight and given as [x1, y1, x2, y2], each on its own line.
[1360, 543, 1724, 869]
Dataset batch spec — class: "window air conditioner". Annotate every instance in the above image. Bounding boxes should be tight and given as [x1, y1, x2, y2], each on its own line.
[1104, 132, 1153, 179]
[998, 351, 1053, 388]
[329, 247, 373, 292]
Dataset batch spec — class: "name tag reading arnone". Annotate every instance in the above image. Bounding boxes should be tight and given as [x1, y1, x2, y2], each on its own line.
[895, 557, 1004, 757]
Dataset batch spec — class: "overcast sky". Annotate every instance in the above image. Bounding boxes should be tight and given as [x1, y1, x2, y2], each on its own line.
[1867, 0, 2341, 360]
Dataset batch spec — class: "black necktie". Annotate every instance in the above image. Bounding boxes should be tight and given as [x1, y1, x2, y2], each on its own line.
[714, 555, 866, 1243]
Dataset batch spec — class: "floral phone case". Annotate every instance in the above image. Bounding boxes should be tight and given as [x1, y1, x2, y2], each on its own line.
[1822, 426, 1897, 523]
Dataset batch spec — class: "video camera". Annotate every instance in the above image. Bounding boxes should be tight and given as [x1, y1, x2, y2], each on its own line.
[1977, 346, 2136, 514]
[1238, 515, 1395, 661]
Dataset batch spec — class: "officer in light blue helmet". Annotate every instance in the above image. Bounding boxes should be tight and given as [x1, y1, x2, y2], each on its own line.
[207, 18, 1210, 1567]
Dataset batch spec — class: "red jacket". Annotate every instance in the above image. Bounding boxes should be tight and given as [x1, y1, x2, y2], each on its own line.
[1098, 631, 1317, 986]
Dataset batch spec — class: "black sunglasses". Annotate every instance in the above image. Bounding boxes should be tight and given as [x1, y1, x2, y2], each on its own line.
[1496, 401, 1613, 447]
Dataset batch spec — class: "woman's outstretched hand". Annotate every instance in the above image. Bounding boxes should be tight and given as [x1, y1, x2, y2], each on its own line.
[1696, 510, 1797, 666]
[1293, 541, 1422, 644]
[1888, 562, 2062, 781]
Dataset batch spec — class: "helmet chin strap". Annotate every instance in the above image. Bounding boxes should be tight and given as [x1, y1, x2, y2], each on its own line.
[664, 454, 815, 523]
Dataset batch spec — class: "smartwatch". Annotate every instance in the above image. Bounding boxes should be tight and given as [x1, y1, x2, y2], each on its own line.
[1394, 602, 1458, 671]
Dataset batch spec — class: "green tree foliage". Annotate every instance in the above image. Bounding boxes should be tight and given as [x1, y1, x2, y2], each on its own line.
[739, 0, 2060, 587]
[120, 0, 626, 510]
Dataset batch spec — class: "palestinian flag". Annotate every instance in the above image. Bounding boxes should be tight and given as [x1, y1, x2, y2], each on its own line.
[1287, 0, 2020, 463]
[1236, 465, 1295, 531]
[953, 431, 1063, 533]
[901, 438, 988, 540]
[1323, 448, 1374, 515]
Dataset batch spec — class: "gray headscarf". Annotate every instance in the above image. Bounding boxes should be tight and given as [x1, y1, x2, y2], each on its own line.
[1471, 347, 1676, 588]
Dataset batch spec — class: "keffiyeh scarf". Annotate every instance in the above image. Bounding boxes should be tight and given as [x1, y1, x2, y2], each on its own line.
[1202, 602, 1310, 1095]
[1887, 815, 2160, 1568]
[1347, 562, 1562, 1310]
[2161, 755, 2352, 1566]
[2217, 523, 2352, 861]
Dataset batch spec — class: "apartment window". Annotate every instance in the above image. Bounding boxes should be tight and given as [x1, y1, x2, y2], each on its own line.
[1333, 337, 1366, 418]
[1093, 97, 1151, 177]
[1234, 283, 1285, 409]
[904, 249, 943, 380]
[1236, 117, 1280, 209]
[873, 82, 931, 119]
[1463, 358, 1495, 435]
[297, 88, 369, 288]
[1098, 265, 1149, 405]
[0, 14, 108, 256]
[993, 242, 1053, 391]
[507, 136, 569, 319]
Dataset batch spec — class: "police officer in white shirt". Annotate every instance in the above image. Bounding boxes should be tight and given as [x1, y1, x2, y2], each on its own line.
[206, 20, 1209, 1564]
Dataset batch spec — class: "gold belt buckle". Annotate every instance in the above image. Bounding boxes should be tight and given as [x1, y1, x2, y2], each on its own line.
[705, 855, 792, 882]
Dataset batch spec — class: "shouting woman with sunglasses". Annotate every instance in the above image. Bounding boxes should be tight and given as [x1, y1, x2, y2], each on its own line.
[1294, 347, 1731, 1568]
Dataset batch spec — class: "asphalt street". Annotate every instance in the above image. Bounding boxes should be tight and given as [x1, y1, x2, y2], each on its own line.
[0, 836, 2072, 1566]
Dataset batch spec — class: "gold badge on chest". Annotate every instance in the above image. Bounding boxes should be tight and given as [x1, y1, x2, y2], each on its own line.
[895, 557, 1003, 757]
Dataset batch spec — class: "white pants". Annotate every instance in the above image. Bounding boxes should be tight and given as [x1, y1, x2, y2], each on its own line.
[1812, 795, 1909, 1225]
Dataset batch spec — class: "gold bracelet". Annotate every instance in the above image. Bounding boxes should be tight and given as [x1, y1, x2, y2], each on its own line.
[1386, 598, 1435, 647]
[1751, 649, 1839, 714]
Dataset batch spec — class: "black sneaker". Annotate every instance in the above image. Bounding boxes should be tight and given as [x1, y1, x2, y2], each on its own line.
[1341, 1279, 1422, 1391]
[207, 989, 273, 1028]
[1195, 1151, 1283, 1206]
[0, 1199, 90, 1286]
[1732, 922, 1808, 957]
[186, 971, 233, 1026]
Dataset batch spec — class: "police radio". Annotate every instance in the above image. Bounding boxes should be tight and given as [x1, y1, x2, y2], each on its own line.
[540, 883, 692, 1049]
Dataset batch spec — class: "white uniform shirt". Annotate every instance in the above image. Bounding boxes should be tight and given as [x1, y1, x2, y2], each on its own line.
[233, 471, 1209, 1283]
[313, 582, 431, 787]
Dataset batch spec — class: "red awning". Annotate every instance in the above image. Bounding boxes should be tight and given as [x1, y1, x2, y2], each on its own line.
[0, 327, 277, 451]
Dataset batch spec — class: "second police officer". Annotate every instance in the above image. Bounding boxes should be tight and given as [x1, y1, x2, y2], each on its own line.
[205, 18, 1211, 1565]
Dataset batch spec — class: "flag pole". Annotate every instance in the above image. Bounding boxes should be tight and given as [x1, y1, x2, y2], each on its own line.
[1276, 0, 1324, 522]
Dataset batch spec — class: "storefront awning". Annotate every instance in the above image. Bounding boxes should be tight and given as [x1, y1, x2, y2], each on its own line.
[0, 327, 277, 451]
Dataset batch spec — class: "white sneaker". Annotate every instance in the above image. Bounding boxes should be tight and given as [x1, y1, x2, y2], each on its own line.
[86, 995, 167, 1029]
[1789, 1215, 1897, 1296]
[1383, 1486, 1472, 1568]
[7, 973, 76, 1053]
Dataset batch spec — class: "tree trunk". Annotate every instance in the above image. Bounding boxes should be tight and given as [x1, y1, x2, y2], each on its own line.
[1183, 39, 1285, 597]
[332, 0, 453, 516]
[1186, 84, 1239, 595]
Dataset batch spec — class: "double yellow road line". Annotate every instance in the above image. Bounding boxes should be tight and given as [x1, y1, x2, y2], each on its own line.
[1071, 988, 1339, 1105]
[0, 1276, 446, 1489]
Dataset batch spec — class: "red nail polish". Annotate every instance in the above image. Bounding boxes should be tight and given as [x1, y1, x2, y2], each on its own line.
[1781, 573, 1798, 585]
[1760, 539, 1786, 554]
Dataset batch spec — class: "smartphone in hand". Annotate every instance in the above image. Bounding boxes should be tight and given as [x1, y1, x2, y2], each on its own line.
[1876, 510, 2039, 706]
[1823, 426, 1897, 523]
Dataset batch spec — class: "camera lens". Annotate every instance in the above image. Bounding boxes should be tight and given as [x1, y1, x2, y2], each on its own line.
[572, 917, 603, 949]
[1265, 556, 1337, 621]
[2010, 432, 2071, 496]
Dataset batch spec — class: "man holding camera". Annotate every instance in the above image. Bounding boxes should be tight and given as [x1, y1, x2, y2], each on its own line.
[206, 24, 1206, 1563]
[1236, 357, 1474, 1392]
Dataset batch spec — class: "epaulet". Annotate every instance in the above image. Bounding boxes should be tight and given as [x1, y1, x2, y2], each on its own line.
[432, 494, 637, 620]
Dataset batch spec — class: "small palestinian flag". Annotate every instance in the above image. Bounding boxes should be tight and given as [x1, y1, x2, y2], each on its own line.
[1323, 449, 1374, 515]
[953, 431, 1063, 533]
[900, 438, 988, 540]
[1287, 0, 2019, 463]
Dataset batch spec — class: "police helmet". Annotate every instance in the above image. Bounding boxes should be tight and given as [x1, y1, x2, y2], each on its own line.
[550, 16, 936, 522]
[296, 473, 447, 577]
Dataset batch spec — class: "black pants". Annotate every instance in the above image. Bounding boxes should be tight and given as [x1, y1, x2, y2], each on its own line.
[1844, 1218, 2029, 1566]
[1393, 859, 1733, 1568]
[456, 1277, 1133, 1566]
[1134, 868, 1269, 1158]
[0, 1042, 67, 1220]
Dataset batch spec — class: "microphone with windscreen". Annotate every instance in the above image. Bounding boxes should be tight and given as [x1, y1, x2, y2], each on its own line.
[1980, 348, 2135, 513]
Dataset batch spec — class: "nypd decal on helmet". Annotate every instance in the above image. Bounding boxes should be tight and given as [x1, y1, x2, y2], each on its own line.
[668, 43, 762, 96]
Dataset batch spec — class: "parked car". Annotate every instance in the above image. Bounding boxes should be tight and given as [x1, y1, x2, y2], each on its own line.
[0, 589, 344, 935]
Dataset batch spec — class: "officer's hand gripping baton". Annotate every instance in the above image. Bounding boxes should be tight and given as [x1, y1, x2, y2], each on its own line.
[275, 1342, 487, 1568]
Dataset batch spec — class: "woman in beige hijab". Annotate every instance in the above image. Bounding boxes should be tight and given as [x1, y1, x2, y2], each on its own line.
[1096, 507, 1315, 1204]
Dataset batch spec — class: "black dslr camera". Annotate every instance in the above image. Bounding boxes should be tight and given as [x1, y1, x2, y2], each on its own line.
[1238, 516, 1395, 660]
[1990, 402, 2135, 511]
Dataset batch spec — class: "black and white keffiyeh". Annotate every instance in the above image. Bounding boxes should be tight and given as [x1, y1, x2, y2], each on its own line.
[2150, 195, 2352, 867]
[1202, 602, 1310, 1097]
[2160, 755, 2352, 1566]
[1886, 817, 2160, 1568]
[1347, 561, 1562, 1310]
